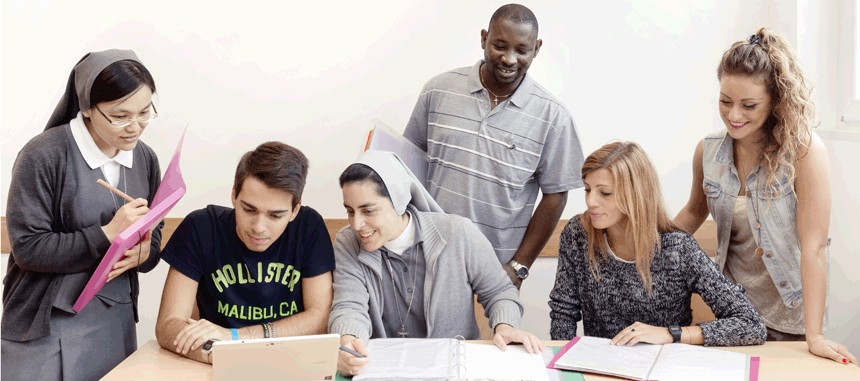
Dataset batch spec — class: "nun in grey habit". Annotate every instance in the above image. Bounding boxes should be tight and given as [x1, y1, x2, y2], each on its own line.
[2, 49, 164, 381]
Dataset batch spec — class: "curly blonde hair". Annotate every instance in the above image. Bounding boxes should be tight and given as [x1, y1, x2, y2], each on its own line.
[717, 27, 816, 195]
[581, 142, 678, 294]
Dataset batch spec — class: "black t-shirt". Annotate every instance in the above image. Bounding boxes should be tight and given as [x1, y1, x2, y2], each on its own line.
[161, 205, 335, 328]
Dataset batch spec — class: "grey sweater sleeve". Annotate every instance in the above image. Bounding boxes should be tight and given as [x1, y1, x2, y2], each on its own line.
[461, 219, 523, 330]
[6, 134, 109, 273]
[328, 229, 373, 342]
[549, 220, 582, 340]
[136, 143, 163, 273]
[680, 237, 767, 346]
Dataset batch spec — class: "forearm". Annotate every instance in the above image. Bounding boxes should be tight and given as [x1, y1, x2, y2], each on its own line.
[680, 326, 704, 345]
[156, 317, 211, 364]
[252, 307, 329, 338]
[673, 206, 706, 235]
[329, 312, 372, 342]
[512, 192, 567, 267]
[403, 91, 430, 151]
[9, 224, 109, 273]
[801, 242, 829, 342]
[486, 298, 522, 329]
[697, 285, 768, 346]
[138, 223, 163, 273]
[549, 311, 579, 340]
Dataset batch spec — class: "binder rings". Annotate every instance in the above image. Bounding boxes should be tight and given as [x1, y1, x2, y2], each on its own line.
[353, 338, 550, 380]
[72, 127, 188, 312]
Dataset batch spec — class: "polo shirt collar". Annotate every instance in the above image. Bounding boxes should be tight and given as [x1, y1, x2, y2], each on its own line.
[468, 60, 485, 94]
[470, 60, 534, 108]
[69, 112, 134, 169]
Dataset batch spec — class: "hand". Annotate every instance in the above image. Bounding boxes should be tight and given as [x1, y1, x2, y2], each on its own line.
[503, 264, 523, 289]
[338, 336, 369, 376]
[102, 198, 149, 242]
[173, 318, 231, 356]
[492, 323, 545, 354]
[807, 335, 858, 365]
[611, 322, 673, 346]
[107, 230, 151, 282]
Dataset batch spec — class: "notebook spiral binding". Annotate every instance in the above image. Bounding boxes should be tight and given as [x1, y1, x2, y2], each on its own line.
[452, 335, 467, 378]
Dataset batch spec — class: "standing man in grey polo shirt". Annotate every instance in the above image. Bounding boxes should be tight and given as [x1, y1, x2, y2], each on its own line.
[403, 3, 584, 288]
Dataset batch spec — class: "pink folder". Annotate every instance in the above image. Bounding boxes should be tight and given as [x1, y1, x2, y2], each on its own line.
[73, 127, 188, 312]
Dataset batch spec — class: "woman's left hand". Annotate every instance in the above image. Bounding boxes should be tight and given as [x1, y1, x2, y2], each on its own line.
[611, 322, 673, 346]
[492, 323, 546, 354]
[808, 335, 858, 365]
[107, 230, 152, 282]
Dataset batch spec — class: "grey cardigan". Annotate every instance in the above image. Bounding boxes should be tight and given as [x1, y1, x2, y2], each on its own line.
[3, 125, 162, 341]
[328, 207, 522, 342]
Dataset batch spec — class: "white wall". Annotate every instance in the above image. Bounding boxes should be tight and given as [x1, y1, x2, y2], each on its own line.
[1, 0, 856, 352]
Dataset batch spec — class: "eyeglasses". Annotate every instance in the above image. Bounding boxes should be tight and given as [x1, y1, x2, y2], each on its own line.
[94, 103, 158, 128]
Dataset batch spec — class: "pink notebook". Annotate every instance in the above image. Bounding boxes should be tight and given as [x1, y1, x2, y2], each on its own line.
[73, 127, 188, 312]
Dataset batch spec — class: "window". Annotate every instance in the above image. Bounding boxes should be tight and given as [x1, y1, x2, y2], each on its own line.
[840, 0, 860, 125]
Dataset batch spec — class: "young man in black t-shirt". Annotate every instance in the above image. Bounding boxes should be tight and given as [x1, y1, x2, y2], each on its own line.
[155, 142, 335, 364]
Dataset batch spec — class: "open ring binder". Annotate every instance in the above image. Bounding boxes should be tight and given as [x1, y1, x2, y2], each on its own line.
[353, 337, 550, 381]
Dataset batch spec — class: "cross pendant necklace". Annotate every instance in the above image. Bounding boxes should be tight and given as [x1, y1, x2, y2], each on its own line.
[383, 251, 418, 339]
[479, 64, 514, 106]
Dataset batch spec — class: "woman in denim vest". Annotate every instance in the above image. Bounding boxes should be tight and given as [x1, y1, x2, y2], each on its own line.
[675, 28, 856, 365]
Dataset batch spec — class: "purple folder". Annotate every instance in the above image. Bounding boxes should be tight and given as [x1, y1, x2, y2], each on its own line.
[73, 127, 188, 312]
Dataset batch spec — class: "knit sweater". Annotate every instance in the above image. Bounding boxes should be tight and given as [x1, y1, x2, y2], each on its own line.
[549, 215, 766, 346]
[328, 207, 522, 342]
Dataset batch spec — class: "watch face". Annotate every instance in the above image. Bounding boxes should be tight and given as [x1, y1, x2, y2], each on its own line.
[516, 267, 529, 279]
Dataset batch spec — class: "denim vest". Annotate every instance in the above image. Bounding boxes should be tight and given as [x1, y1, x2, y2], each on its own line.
[702, 132, 803, 309]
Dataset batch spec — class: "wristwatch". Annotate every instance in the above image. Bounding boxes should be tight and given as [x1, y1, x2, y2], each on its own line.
[668, 324, 682, 343]
[202, 339, 218, 352]
[508, 260, 529, 280]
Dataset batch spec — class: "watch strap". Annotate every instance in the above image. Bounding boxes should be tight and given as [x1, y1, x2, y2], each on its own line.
[669, 324, 682, 343]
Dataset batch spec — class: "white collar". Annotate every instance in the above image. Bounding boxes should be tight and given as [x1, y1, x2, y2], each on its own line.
[70, 112, 134, 169]
[383, 211, 416, 256]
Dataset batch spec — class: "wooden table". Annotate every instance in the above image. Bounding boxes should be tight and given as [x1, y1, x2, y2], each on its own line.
[103, 340, 859, 380]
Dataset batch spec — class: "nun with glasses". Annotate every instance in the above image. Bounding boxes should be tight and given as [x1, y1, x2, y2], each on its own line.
[2, 49, 164, 381]
[328, 150, 544, 376]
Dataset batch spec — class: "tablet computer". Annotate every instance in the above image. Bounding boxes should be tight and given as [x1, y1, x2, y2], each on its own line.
[212, 334, 340, 381]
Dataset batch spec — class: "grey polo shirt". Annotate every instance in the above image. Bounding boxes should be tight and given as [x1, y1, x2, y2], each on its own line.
[404, 60, 584, 263]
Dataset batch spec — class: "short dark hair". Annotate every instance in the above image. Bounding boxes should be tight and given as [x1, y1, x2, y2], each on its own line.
[338, 163, 390, 199]
[489, 3, 539, 34]
[233, 141, 309, 207]
[90, 60, 156, 105]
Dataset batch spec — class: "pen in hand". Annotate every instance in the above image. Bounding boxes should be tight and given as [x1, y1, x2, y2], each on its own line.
[96, 178, 136, 203]
[339, 345, 366, 358]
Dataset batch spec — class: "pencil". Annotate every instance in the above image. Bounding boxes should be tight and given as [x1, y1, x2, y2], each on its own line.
[96, 178, 136, 203]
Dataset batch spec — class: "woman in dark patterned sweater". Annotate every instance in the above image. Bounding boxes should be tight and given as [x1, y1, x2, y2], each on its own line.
[549, 142, 766, 347]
